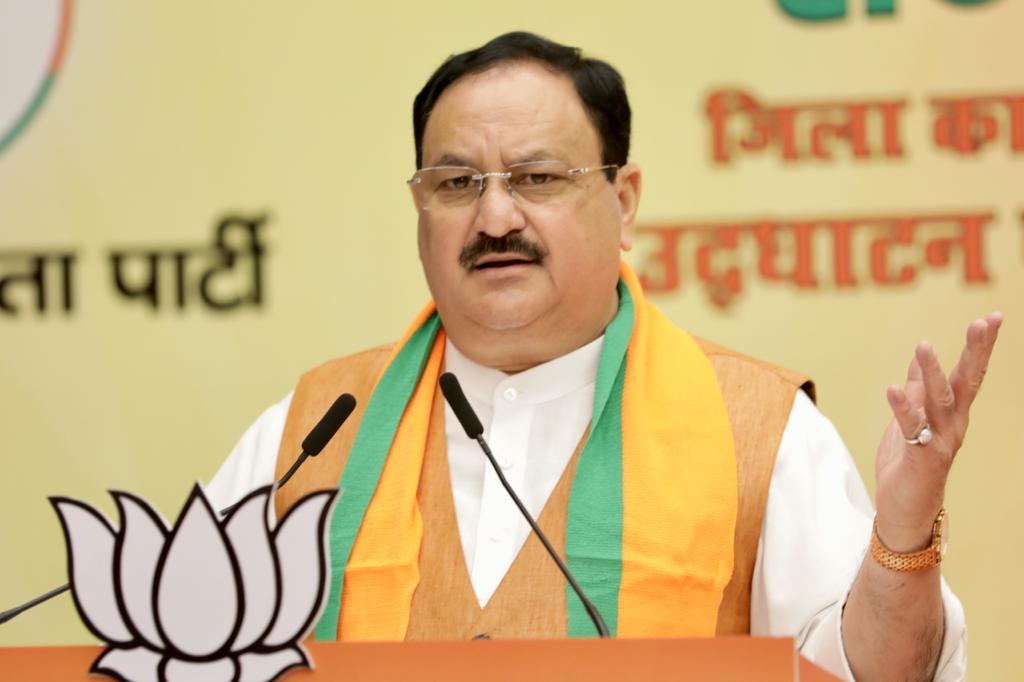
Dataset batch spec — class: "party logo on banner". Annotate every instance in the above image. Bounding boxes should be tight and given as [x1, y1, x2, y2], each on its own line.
[0, 0, 72, 157]
[777, 0, 995, 21]
[52, 484, 337, 682]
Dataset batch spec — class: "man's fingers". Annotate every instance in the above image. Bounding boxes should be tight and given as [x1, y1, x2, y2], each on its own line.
[906, 354, 923, 382]
[949, 319, 986, 403]
[887, 384, 925, 439]
[985, 311, 1004, 347]
[948, 312, 1003, 416]
[949, 319, 990, 415]
[916, 341, 956, 427]
[904, 354, 926, 404]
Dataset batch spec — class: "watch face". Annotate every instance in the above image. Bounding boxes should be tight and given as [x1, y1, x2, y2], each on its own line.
[938, 511, 950, 559]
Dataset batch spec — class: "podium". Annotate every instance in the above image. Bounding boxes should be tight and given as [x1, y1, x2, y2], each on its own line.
[0, 637, 840, 680]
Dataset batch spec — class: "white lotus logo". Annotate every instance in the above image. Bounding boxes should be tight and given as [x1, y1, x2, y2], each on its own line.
[52, 484, 337, 682]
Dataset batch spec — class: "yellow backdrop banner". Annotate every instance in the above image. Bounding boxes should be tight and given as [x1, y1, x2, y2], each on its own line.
[1, 1, 1020, 677]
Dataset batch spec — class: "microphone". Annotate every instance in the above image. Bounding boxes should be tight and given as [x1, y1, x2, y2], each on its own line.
[438, 372, 610, 638]
[222, 392, 357, 513]
[303, 393, 358, 455]
[0, 392, 357, 626]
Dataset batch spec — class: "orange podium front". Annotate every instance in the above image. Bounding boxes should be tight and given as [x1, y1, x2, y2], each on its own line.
[0, 637, 840, 681]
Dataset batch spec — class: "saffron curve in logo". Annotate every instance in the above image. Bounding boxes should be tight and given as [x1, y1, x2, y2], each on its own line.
[0, 0, 73, 158]
[51, 484, 338, 682]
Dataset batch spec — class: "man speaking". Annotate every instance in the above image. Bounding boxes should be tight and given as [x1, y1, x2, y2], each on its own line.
[208, 32, 1001, 681]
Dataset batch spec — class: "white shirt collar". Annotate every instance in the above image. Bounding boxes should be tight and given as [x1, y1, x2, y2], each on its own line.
[444, 335, 604, 408]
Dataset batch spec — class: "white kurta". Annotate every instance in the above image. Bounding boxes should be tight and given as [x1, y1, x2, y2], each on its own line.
[206, 338, 967, 681]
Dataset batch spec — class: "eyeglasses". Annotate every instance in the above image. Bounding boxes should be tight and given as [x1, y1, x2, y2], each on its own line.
[407, 160, 618, 211]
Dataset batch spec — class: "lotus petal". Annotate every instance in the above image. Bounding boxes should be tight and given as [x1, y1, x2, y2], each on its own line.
[113, 492, 168, 650]
[91, 645, 161, 682]
[155, 485, 241, 658]
[238, 646, 309, 682]
[51, 498, 134, 645]
[224, 486, 279, 651]
[263, 489, 337, 646]
[163, 655, 237, 682]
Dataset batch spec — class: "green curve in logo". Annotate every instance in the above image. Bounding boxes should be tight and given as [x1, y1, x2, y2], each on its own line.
[0, 0, 73, 158]
[0, 76, 57, 157]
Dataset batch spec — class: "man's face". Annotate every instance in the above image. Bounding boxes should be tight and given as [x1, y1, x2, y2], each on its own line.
[415, 61, 640, 366]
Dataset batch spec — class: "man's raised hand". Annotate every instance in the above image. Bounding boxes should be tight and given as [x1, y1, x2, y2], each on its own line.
[874, 312, 1003, 551]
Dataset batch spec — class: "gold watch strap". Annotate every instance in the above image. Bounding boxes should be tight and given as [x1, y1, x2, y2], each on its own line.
[870, 509, 945, 572]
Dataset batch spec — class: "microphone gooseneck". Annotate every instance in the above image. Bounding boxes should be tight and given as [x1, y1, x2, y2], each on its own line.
[439, 372, 611, 638]
[269, 392, 358, 495]
[0, 584, 70, 625]
[0, 392, 357, 626]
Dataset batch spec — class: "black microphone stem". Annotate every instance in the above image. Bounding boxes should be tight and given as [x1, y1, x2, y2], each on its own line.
[439, 371, 610, 638]
[474, 435, 611, 638]
[218, 451, 310, 516]
[276, 451, 310, 489]
[0, 584, 69, 625]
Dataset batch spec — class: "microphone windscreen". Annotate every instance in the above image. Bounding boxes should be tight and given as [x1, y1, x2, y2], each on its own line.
[439, 372, 484, 439]
[301, 393, 357, 455]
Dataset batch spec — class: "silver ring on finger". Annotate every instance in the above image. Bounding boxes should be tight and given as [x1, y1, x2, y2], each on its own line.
[905, 425, 933, 446]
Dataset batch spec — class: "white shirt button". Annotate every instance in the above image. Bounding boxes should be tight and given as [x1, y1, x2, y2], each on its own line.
[499, 457, 513, 470]
[503, 387, 518, 402]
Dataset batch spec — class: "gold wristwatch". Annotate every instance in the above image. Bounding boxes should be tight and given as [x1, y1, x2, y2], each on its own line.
[870, 509, 948, 572]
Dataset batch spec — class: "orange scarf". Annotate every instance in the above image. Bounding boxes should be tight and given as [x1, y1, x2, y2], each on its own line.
[315, 262, 737, 640]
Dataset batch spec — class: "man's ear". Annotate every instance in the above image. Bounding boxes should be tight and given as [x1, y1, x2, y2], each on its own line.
[615, 163, 642, 251]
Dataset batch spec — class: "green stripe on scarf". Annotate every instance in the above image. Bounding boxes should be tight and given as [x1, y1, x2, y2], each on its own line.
[313, 314, 441, 641]
[565, 281, 633, 637]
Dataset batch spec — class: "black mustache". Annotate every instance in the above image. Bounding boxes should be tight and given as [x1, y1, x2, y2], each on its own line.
[459, 233, 548, 270]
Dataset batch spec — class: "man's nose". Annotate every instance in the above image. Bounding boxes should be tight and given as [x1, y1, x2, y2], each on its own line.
[473, 175, 526, 237]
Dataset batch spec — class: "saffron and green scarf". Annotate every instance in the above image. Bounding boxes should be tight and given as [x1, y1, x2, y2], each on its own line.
[313, 261, 737, 640]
